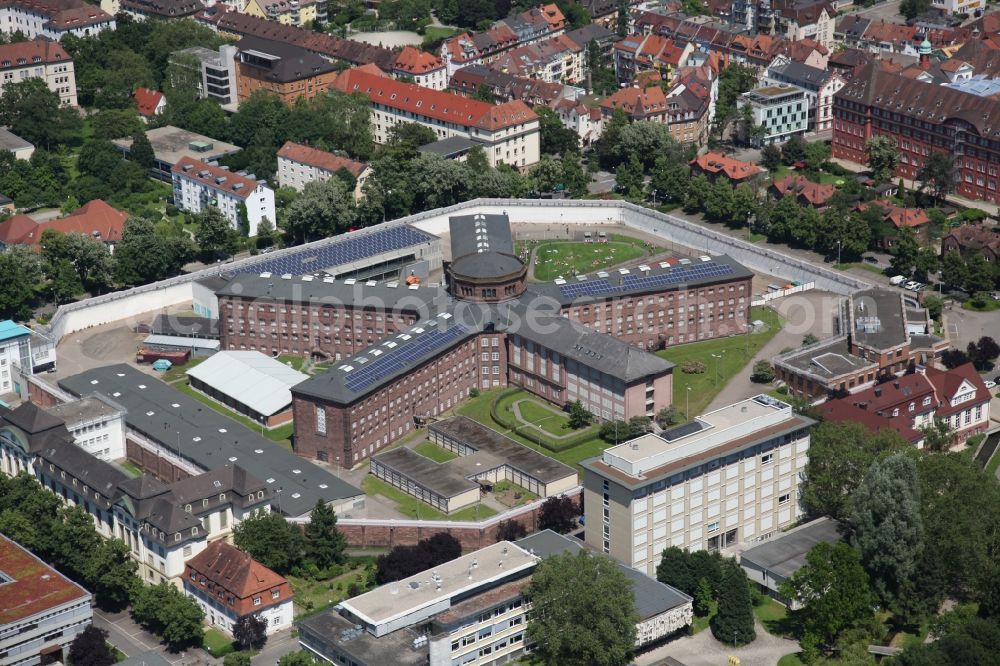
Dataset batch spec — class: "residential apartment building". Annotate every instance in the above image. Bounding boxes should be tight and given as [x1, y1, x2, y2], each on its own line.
[549, 97, 604, 146]
[235, 36, 339, 105]
[391, 46, 447, 90]
[613, 33, 692, 85]
[0, 37, 76, 106]
[0, 0, 114, 40]
[690, 152, 762, 186]
[819, 363, 992, 447]
[941, 223, 1000, 263]
[243, 0, 327, 27]
[276, 141, 371, 201]
[170, 45, 239, 112]
[298, 535, 692, 666]
[763, 54, 844, 130]
[491, 33, 585, 84]
[0, 320, 31, 396]
[833, 64, 1000, 206]
[738, 85, 808, 146]
[599, 83, 711, 146]
[172, 156, 275, 236]
[184, 540, 293, 636]
[334, 67, 541, 170]
[440, 4, 566, 76]
[0, 401, 272, 587]
[763, 0, 836, 50]
[582, 395, 815, 576]
[119, 0, 203, 20]
[450, 63, 576, 107]
[0, 534, 92, 666]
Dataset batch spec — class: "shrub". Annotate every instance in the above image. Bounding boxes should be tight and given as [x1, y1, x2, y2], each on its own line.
[681, 361, 706, 374]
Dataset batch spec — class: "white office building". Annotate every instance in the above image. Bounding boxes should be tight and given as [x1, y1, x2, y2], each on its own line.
[738, 84, 809, 146]
[582, 395, 816, 577]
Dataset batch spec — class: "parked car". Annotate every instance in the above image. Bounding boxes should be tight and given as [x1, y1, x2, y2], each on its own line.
[985, 380, 997, 390]
[889, 275, 907, 286]
[863, 256, 880, 264]
[904, 281, 920, 290]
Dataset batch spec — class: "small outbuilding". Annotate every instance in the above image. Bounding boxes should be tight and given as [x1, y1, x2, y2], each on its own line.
[186, 350, 308, 427]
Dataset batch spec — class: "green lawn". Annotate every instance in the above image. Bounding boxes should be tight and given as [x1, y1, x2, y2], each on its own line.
[753, 597, 792, 637]
[287, 566, 371, 617]
[777, 653, 805, 666]
[117, 460, 143, 477]
[510, 397, 573, 436]
[278, 354, 308, 371]
[160, 356, 207, 383]
[834, 262, 885, 276]
[770, 165, 844, 186]
[362, 476, 497, 521]
[202, 629, 235, 657]
[986, 446, 1000, 477]
[963, 298, 1000, 312]
[891, 621, 930, 650]
[172, 380, 294, 448]
[657, 307, 785, 420]
[462, 389, 605, 473]
[413, 440, 458, 463]
[522, 234, 656, 281]
[691, 602, 717, 634]
[423, 26, 458, 42]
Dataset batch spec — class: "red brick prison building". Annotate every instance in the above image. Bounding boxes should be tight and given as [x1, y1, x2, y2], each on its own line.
[833, 63, 1000, 205]
[213, 213, 751, 467]
[526, 254, 754, 350]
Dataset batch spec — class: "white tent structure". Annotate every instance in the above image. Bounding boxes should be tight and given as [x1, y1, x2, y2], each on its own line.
[187, 351, 308, 424]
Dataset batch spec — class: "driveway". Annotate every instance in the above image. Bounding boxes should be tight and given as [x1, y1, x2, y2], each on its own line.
[94, 609, 218, 666]
[636, 621, 799, 666]
[251, 628, 299, 666]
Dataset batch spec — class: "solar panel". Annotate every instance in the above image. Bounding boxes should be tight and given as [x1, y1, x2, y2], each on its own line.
[558, 262, 735, 299]
[237, 226, 433, 277]
[343, 324, 469, 393]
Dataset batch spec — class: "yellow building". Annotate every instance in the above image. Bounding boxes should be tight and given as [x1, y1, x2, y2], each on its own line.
[242, 0, 325, 27]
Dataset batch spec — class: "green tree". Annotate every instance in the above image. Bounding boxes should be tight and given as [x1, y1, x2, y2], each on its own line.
[655, 405, 677, 428]
[130, 582, 205, 651]
[567, 400, 593, 429]
[129, 130, 155, 170]
[890, 228, 920, 277]
[46, 258, 83, 304]
[193, 207, 239, 260]
[49, 505, 102, 580]
[616, 0, 629, 37]
[963, 253, 997, 294]
[78, 139, 125, 183]
[711, 560, 755, 646]
[703, 177, 735, 224]
[255, 216, 276, 248]
[594, 108, 627, 168]
[304, 500, 347, 569]
[91, 108, 144, 140]
[530, 154, 564, 193]
[283, 178, 356, 245]
[277, 652, 317, 666]
[536, 106, 580, 156]
[851, 454, 924, 619]
[694, 577, 714, 616]
[919, 418, 954, 453]
[0, 78, 82, 148]
[900, 0, 932, 20]
[615, 152, 645, 199]
[865, 136, 898, 183]
[780, 135, 807, 165]
[387, 121, 437, 149]
[898, 616, 1000, 665]
[472, 83, 494, 102]
[85, 539, 138, 611]
[223, 653, 253, 666]
[232, 511, 306, 575]
[804, 141, 831, 172]
[760, 142, 782, 170]
[781, 542, 876, 649]
[750, 360, 775, 383]
[940, 249, 967, 290]
[913, 247, 940, 283]
[537, 496, 578, 534]
[613, 122, 683, 170]
[917, 151, 953, 202]
[650, 157, 689, 204]
[527, 550, 638, 666]
[819, 206, 871, 260]
[802, 422, 908, 521]
[233, 614, 267, 651]
[561, 151, 589, 198]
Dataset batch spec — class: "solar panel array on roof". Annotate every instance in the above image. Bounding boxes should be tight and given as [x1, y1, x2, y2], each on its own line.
[343, 324, 469, 393]
[557, 262, 735, 299]
[237, 226, 434, 276]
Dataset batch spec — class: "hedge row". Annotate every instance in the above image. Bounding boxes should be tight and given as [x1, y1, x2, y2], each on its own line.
[489, 388, 598, 453]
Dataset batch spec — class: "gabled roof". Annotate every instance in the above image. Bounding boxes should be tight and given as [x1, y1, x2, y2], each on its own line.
[770, 174, 836, 206]
[2, 401, 64, 435]
[0, 37, 72, 70]
[0, 214, 37, 245]
[924, 362, 990, 417]
[172, 156, 263, 199]
[39, 199, 128, 243]
[277, 141, 367, 178]
[185, 540, 288, 600]
[600, 85, 669, 117]
[134, 87, 164, 117]
[392, 46, 444, 74]
[691, 152, 761, 181]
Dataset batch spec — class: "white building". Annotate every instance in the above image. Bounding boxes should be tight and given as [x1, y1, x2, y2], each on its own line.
[334, 67, 541, 170]
[0, 320, 31, 396]
[738, 84, 809, 146]
[0, 37, 76, 106]
[391, 46, 448, 90]
[172, 156, 275, 236]
[46, 395, 126, 461]
[170, 45, 240, 113]
[582, 395, 816, 578]
[549, 98, 604, 145]
[931, 0, 984, 15]
[276, 141, 372, 201]
[763, 55, 845, 131]
[0, 534, 93, 666]
[0, 0, 115, 41]
[183, 540, 293, 636]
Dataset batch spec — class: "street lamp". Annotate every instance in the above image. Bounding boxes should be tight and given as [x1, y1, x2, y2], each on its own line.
[686, 386, 692, 421]
[275, 486, 283, 513]
[711, 352, 725, 386]
[837, 239, 842, 266]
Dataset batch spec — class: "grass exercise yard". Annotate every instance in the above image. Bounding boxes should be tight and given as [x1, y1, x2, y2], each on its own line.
[657, 307, 785, 420]
[510, 398, 573, 436]
[521, 234, 657, 282]
[361, 476, 497, 521]
[413, 440, 458, 463]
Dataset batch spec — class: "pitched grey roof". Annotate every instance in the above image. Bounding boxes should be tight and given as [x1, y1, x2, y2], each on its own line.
[34, 441, 127, 509]
[768, 60, 829, 89]
[449, 213, 514, 258]
[58, 365, 362, 517]
[3, 402, 65, 435]
[417, 136, 477, 158]
[237, 35, 338, 84]
[515, 530, 692, 620]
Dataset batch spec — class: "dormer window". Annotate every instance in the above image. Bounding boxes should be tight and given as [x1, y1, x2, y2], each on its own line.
[185, 504, 192, 512]
[219, 493, 226, 502]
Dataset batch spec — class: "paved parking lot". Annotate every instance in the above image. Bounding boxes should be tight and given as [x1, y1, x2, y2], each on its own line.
[636, 620, 799, 666]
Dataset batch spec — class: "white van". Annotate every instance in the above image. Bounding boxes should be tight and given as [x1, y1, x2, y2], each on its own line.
[889, 275, 906, 286]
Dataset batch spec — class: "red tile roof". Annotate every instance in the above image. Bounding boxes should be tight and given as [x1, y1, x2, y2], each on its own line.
[184, 540, 287, 600]
[392, 46, 444, 74]
[0, 37, 71, 70]
[277, 141, 367, 177]
[0, 214, 37, 245]
[925, 362, 990, 418]
[134, 87, 164, 117]
[0, 534, 90, 624]
[770, 174, 836, 206]
[600, 85, 668, 117]
[40, 199, 128, 242]
[172, 157, 262, 199]
[691, 152, 761, 182]
[856, 199, 929, 229]
[334, 67, 537, 131]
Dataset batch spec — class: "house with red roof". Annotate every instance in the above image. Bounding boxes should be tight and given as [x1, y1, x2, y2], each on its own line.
[134, 86, 166, 119]
[440, 4, 566, 76]
[0, 534, 93, 666]
[391, 46, 447, 90]
[333, 66, 540, 169]
[613, 33, 693, 86]
[0, 199, 127, 249]
[769, 174, 836, 207]
[172, 157, 275, 235]
[183, 540, 293, 635]
[854, 199, 929, 249]
[276, 141, 371, 201]
[690, 152, 762, 185]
